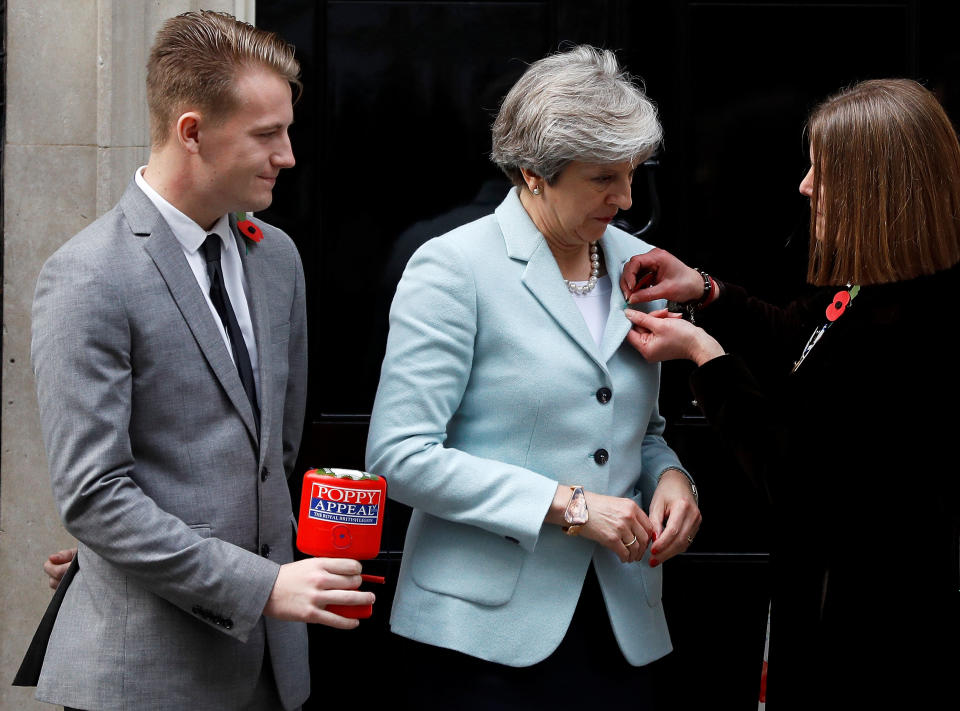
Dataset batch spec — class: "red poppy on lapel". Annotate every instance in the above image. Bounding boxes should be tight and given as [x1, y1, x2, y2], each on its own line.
[825, 290, 851, 321]
[236, 217, 264, 243]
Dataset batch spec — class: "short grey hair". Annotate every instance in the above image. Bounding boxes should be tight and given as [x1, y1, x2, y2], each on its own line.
[491, 45, 662, 186]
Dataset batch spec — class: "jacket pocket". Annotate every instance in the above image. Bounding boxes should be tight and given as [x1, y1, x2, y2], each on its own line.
[410, 515, 525, 606]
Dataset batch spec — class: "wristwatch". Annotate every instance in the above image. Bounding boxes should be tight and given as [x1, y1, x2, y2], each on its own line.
[562, 485, 588, 535]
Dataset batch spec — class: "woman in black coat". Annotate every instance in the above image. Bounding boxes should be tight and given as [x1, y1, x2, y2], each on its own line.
[621, 79, 960, 708]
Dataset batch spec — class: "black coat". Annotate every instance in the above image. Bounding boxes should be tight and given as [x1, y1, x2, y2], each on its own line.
[691, 264, 960, 709]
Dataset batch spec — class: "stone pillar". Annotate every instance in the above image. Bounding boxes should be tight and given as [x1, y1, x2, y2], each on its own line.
[0, 2, 248, 707]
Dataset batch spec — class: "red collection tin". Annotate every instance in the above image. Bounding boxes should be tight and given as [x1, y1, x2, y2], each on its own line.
[296, 468, 387, 618]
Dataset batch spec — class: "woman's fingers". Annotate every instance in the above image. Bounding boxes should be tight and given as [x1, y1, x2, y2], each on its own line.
[649, 502, 702, 565]
[583, 492, 655, 563]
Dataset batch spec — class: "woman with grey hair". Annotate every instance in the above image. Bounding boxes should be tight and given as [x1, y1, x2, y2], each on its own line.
[367, 44, 699, 708]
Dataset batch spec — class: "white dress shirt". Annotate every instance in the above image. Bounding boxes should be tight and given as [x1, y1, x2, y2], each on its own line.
[134, 167, 260, 403]
[569, 274, 612, 346]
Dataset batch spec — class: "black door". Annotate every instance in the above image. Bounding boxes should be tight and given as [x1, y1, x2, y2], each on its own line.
[256, 2, 956, 707]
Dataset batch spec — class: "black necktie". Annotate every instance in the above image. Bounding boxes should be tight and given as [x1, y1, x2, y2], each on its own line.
[200, 234, 260, 432]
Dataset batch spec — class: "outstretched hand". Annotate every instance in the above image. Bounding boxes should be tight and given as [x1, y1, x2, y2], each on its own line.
[624, 308, 725, 365]
[620, 248, 704, 304]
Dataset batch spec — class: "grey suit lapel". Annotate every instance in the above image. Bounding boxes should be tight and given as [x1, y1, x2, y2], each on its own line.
[121, 183, 259, 442]
[232, 215, 272, 468]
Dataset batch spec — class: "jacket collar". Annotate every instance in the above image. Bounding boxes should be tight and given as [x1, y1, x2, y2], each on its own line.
[120, 181, 263, 448]
[495, 187, 639, 368]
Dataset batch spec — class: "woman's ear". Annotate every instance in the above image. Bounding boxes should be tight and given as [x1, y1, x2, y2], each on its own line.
[519, 167, 544, 194]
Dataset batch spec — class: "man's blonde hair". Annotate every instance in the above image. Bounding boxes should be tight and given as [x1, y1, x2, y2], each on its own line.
[146, 11, 301, 146]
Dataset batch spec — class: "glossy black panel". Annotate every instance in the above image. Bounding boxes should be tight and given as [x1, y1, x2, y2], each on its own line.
[252, 3, 957, 706]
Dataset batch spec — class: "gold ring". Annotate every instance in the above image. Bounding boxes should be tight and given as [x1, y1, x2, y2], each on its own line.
[624, 535, 638, 547]
[686, 535, 695, 544]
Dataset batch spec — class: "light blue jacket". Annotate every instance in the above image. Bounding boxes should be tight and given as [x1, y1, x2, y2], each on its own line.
[366, 188, 688, 666]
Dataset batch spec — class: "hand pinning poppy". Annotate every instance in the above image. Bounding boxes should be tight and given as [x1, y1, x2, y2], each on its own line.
[234, 211, 264, 244]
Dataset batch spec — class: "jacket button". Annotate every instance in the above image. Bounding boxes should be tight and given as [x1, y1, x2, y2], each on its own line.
[260, 544, 271, 557]
[260, 467, 269, 482]
[596, 387, 612, 404]
[593, 448, 609, 465]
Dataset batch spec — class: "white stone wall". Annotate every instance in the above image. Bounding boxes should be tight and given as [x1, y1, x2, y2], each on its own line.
[1, 2, 250, 706]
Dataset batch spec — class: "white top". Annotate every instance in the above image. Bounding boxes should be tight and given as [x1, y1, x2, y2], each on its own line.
[568, 274, 612, 346]
[134, 167, 260, 402]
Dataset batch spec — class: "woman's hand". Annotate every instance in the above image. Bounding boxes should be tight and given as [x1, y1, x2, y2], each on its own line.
[582, 492, 657, 563]
[647, 469, 702, 566]
[620, 248, 704, 304]
[624, 309, 725, 366]
[548, 486, 655, 563]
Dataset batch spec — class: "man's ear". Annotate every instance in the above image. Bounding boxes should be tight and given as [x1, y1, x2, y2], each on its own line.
[175, 112, 202, 154]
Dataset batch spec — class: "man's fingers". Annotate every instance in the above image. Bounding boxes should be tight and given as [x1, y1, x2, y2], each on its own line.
[312, 556, 363, 576]
[312, 612, 362, 630]
[49, 548, 76, 564]
[319, 589, 376, 608]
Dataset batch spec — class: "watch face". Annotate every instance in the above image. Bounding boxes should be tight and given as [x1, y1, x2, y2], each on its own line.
[563, 486, 588, 526]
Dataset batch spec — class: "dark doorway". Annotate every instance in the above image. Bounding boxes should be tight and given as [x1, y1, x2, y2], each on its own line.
[255, 2, 957, 707]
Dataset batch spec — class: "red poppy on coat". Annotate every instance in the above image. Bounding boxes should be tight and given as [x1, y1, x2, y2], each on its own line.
[237, 219, 264, 243]
[825, 290, 851, 321]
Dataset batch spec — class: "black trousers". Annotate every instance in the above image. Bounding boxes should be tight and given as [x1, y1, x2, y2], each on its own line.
[395, 565, 673, 710]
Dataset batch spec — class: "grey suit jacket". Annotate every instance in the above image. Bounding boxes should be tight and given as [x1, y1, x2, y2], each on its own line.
[30, 181, 309, 710]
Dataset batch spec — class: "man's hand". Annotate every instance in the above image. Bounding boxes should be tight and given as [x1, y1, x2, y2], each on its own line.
[44, 548, 76, 590]
[263, 557, 375, 629]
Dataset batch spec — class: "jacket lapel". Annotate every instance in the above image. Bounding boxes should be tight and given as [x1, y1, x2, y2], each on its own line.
[496, 189, 606, 370]
[232, 214, 272, 467]
[597, 237, 638, 364]
[122, 183, 259, 443]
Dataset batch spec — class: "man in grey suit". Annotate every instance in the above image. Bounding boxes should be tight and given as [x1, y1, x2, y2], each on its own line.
[29, 11, 373, 710]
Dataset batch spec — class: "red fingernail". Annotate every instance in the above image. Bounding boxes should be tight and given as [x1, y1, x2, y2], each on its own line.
[650, 559, 659, 567]
[652, 531, 657, 541]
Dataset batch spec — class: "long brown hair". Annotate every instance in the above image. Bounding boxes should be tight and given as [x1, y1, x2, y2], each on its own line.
[807, 79, 960, 285]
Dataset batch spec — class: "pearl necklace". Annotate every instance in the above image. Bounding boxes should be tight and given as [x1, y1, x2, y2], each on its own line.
[564, 242, 601, 295]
